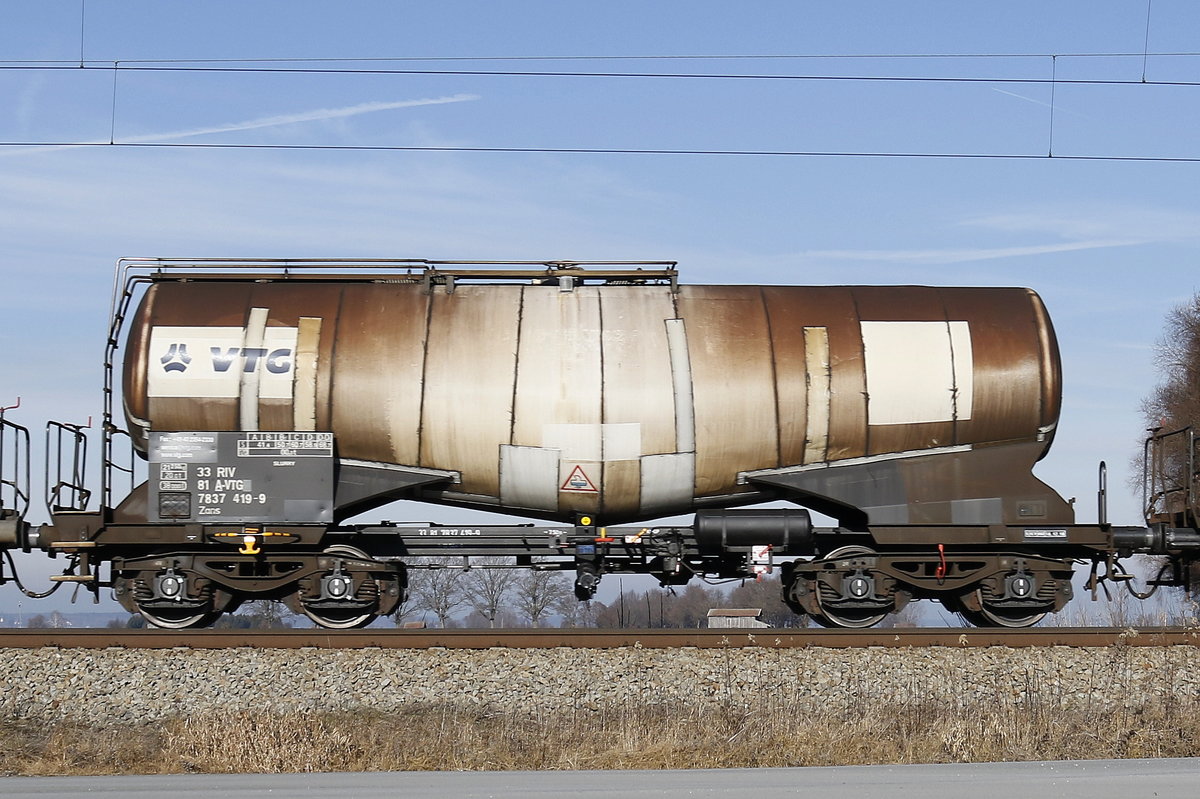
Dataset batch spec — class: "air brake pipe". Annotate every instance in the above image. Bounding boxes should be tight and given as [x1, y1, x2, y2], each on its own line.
[1111, 525, 1200, 554]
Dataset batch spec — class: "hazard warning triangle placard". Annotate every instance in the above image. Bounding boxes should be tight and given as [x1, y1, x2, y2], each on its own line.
[560, 465, 598, 493]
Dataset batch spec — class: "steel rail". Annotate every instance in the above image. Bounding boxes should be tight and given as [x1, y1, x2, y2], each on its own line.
[0, 627, 1197, 650]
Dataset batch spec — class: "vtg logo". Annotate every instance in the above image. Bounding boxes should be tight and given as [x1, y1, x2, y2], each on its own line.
[149, 325, 300, 400]
[210, 347, 294, 374]
[157, 344, 294, 374]
[160, 343, 192, 373]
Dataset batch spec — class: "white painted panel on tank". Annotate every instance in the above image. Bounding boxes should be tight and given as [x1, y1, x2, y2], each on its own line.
[860, 321, 973, 425]
[543, 424, 601, 461]
[500, 445, 560, 511]
[948, 321, 973, 417]
[541, 423, 642, 462]
[512, 288, 603, 442]
[238, 308, 269, 431]
[602, 423, 641, 461]
[148, 326, 298, 400]
[803, 326, 830, 464]
[640, 453, 695, 516]
[598, 287, 678, 459]
[292, 317, 322, 431]
[664, 319, 696, 453]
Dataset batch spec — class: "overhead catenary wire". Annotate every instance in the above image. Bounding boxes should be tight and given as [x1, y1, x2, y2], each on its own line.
[7, 49, 1200, 64]
[6, 61, 1200, 88]
[5, 46, 1200, 164]
[4, 140, 1200, 163]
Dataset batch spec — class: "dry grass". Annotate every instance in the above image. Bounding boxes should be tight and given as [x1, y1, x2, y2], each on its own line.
[2, 692, 1199, 776]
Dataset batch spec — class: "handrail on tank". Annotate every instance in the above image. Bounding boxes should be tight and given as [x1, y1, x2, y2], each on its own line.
[112, 257, 678, 284]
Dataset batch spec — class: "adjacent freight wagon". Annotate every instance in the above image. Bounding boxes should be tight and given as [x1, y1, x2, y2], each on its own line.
[1, 259, 1197, 629]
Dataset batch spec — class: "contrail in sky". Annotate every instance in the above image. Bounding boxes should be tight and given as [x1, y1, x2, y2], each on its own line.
[1, 94, 481, 156]
[799, 238, 1143, 265]
[121, 94, 481, 143]
[992, 87, 1053, 109]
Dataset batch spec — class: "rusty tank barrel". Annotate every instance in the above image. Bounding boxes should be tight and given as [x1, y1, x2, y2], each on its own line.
[123, 268, 1067, 525]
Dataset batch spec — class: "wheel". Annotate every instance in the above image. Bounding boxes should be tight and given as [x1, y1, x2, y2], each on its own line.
[954, 590, 1046, 629]
[297, 545, 380, 629]
[300, 605, 377, 629]
[811, 545, 891, 629]
[120, 570, 225, 629]
[137, 605, 222, 629]
[811, 606, 889, 629]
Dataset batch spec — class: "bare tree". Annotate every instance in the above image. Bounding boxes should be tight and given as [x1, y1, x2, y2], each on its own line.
[512, 566, 568, 627]
[1139, 293, 1200, 599]
[593, 583, 726, 628]
[554, 592, 598, 628]
[392, 565, 427, 627]
[1143, 293, 1200, 433]
[409, 557, 466, 628]
[212, 600, 295, 629]
[665, 583, 725, 628]
[729, 576, 799, 628]
[462, 557, 517, 628]
[1142, 293, 1200, 525]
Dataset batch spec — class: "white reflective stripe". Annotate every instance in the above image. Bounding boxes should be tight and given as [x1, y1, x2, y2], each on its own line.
[292, 316, 321, 431]
[239, 308, 269, 431]
[664, 318, 695, 453]
[860, 321, 974, 426]
[803, 326, 830, 464]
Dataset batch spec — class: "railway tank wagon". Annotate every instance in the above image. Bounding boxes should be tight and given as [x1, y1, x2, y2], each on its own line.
[2, 258, 1198, 629]
[123, 269, 1066, 527]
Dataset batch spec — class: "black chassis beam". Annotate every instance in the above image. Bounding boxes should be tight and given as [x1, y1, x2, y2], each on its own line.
[39, 517, 1167, 591]
[347, 521, 705, 571]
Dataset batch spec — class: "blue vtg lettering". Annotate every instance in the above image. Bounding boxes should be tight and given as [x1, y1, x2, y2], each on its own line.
[210, 347, 293, 374]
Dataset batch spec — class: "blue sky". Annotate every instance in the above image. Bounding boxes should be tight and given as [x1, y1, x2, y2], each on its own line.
[2, 1, 1199, 612]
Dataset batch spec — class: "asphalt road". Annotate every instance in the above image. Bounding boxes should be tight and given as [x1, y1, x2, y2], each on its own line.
[2, 759, 1196, 798]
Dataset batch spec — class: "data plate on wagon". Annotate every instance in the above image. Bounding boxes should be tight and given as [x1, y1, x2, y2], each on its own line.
[149, 431, 334, 523]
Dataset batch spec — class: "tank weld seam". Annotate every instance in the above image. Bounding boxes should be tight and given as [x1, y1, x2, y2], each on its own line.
[759, 286, 783, 469]
[507, 285, 525, 450]
[415, 288, 435, 467]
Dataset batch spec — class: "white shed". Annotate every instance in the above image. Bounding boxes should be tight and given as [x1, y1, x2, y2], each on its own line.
[706, 608, 769, 629]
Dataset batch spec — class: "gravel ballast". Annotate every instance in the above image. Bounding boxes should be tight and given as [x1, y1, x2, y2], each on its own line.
[2, 644, 1198, 722]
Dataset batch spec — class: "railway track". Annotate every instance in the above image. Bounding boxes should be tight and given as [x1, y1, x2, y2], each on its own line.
[0, 626, 1197, 649]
